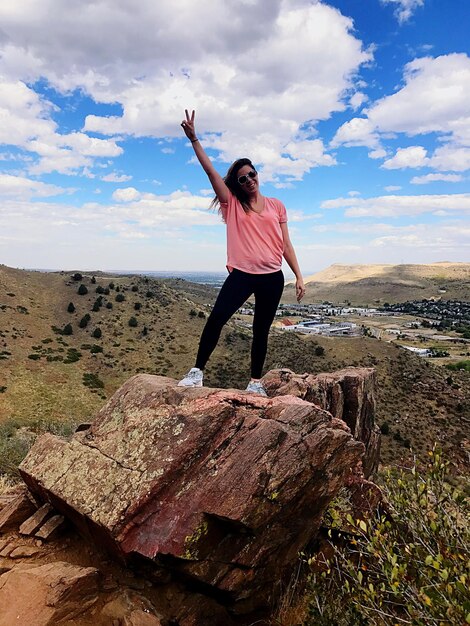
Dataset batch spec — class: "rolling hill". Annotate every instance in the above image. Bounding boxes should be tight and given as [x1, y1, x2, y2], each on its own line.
[283, 262, 470, 304]
[0, 264, 469, 477]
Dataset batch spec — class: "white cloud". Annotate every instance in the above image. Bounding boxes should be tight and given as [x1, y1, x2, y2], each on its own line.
[0, 174, 68, 199]
[112, 187, 141, 202]
[411, 173, 464, 185]
[384, 185, 402, 191]
[0, 77, 122, 174]
[382, 146, 428, 169]
[102, 172, 133, 183]
[380, 0, 425, 24]
[321, 193, 470, 217]
[333, 54, 470, 170]
[0, 1, 371, 183]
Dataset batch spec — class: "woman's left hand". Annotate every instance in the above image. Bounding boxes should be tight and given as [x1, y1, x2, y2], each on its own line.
[296, 277, 306, 302]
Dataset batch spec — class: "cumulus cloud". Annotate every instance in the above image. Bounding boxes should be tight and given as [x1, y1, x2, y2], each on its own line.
[0, 174, 69, 199]
[102, 172, 133, 183]
[0, 0, 371, 183]
[112, 187, 141, 202]
[321, 193, 470, 217]
[382, 146, 428, 169]
[411, 173, 464, 185]
[380, 0, 425, 24]
[0, 78, 122, 174]
[332, 53, 470, 173]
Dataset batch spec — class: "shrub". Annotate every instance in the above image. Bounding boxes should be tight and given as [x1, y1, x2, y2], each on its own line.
[67, 302, 75, 313]
[115, 293, 125, 303]
[128, 317, 138, 327]
[131, 285, 138, 292]
[315, 345, 325, 357]
[96, 285, 105, 294]
[189, 309, 197, 317]
[0, 386, 6, 393]
[109, 282, 115, 290]
[198, 311, 206, 319]
[305, 447, 469, 626]
[63, 323, 73, 335]
[63, 348, 81, 364]
[92, 328, 102, 339]
[77, 284, 88, 295]
[134, 302, 142, 311]
[72, 272, 83, 281]
[28, 354, 41, 360]
[380, 422, 390, 435]
[79, 314, 91, 328]
[92, 299, 101, 312]
[91, 276, 96, 284]
[106, 302, 113, 309]
[83, 372, 104, 389]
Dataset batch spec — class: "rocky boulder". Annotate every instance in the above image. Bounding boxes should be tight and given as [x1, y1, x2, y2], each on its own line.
[19, 373, 368, 621]
[262, 367, 381, 477]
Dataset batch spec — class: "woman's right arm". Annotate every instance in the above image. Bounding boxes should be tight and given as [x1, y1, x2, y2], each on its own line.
[181, 109, 229, 204]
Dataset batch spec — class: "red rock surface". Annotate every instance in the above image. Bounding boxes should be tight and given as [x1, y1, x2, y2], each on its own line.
[0, 561, 100, 626]
[19, 373, 367, 617]
[262, 367, 381, 476]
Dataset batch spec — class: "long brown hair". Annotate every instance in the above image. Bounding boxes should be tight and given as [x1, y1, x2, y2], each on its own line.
[210, 158, 256, 215]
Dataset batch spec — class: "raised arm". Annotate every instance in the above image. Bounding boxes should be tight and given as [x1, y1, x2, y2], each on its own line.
[181, 110, 229, 204]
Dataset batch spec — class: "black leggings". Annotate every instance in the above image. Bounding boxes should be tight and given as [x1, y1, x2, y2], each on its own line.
[195, 268, 284, 379]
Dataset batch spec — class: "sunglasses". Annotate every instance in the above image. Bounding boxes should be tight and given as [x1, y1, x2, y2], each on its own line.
[237, 170, 257, 185]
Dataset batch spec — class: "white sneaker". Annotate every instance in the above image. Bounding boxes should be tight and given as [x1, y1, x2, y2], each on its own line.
[245, 381, 268, 396]
[177, 367, 203, 387]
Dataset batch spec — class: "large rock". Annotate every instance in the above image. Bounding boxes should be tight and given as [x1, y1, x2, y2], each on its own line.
[262, 368, 381, 476]
[0, 561, 100, 626]
[19, 374, 365, 617]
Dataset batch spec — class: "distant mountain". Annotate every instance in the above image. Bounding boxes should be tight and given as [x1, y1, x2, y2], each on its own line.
[284, 262, 470, 304]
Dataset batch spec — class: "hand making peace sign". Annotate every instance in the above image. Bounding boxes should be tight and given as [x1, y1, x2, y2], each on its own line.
[181, 109, 197, 142]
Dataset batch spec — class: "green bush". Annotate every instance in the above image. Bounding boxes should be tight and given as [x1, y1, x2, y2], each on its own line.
[83, 372, 104, 389]
[134, 302, 142, 311]
[92, 327, 102, 339]
[115, 293, 125, 302]
[446, 360, 470, 373]
[63, 323, 73, 335]
[128, 317, 138, 327]
[79, 314, 91, 328]
[72, 272, 83, 281]
[67, 302, 75, 313]
[77, 284, 88, 295]
[63, 348, 81, 364]
[315, 345, 325, 356]
[305, 447, 469, 626]
[106, 302, 113, 309]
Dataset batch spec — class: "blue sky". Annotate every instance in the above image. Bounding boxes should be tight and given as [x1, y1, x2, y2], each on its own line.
[0, 0, 469, 275]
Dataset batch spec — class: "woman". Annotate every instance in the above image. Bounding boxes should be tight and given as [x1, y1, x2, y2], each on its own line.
[178, 110, 305, 395]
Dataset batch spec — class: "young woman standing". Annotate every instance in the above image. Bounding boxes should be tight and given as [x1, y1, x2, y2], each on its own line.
[178, 110, 305, 395]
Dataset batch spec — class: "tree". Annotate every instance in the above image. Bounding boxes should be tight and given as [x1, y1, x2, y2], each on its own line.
[92, 327, 102, 339]
[67, 302, 75, 313]
[79, 314, 91, 328]
[63, 323, 73, 335]
[77, 284, 88, 296]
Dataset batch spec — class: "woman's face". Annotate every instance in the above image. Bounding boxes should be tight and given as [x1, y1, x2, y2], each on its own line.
[236, 164, 258, 194]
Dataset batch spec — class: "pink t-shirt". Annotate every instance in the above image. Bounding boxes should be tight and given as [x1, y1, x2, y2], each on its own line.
[220, 192, 288, 274]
